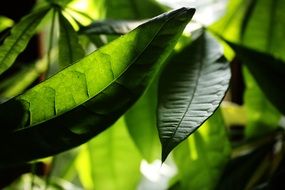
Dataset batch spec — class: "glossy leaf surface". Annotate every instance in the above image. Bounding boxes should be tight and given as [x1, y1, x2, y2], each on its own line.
[0, 8, 195, 165]
[0, 7, 50, 75]
[158, 31, 231, 161]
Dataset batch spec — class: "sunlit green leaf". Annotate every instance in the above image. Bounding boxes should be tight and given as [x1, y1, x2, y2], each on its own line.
[93, 0, 166, 19]
[58, 11, 85, 68]
[158, 31, 231, 161]
[0, 8, 195, 165]
[0, 16, 14, 32]
[76, 117, 142, 190]
[125, 80, 161, 162]
[0, 7, 50, 75]
[173, 109, 231, 190]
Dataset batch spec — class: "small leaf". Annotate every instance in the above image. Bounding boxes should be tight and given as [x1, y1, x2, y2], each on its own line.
[227, 42, 285, 115]
[0, 7, 50, 75]
[0, 16, 14, 32]
[58, 11, 85, 68]
[158, 31, 231, 161]
[0, 8, 195, 165]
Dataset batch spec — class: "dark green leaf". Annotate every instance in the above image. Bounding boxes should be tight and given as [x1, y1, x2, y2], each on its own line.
[211, 0, 285, 60]
[227, 42, 285, 115]
[0, 7, 50, 75]
[58, 11, 85, 68]
[173, 109, 231, 190]
[0, 16, 14, 32]
[243, 67, 281, 139]
[158, 31, 231, 161]
[0, 8, 195, 165]
[79, 20, 144, 35]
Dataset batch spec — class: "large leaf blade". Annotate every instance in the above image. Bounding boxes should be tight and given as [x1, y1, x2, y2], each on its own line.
[0, 8, 195, 165]
[0, 7, 50, 75]
[158, 31, 231, 161]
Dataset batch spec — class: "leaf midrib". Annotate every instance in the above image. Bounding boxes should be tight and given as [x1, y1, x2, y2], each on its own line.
[164, 35, 205, 150]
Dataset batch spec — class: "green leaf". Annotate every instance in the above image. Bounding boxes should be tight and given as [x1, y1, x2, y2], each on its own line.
[125, 80, 161, 162]
[173, 109, 231, 190]
[227, 42, 285, 115]
[0, 7, 50, 75]
[0, 58, 48, 98]
[58, 11, 85, 68]
[158, 31, 231, 161]
[0, 16, 14, 32]
[79, 20, 144, 35]
[75, 117, 142, 190]
[211, 0, 285, 60]
[0, 8, 195, 165]
[94, 0, 166, 19]
[243, 67, 281, 139]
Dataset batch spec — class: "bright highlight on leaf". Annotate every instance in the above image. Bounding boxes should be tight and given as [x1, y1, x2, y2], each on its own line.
[158, 31, 231, 162]
[0, 8, 195, 165]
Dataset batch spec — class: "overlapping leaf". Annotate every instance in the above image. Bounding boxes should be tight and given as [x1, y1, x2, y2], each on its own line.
[0, 8, 195, 165]
[93, 0, 166, 19]
[227, 42, 285, 115]
[0, 7, 50, 75]
[243, 67, 281, 139]
[211, 0, 285, 60]
[58, 11, 85, 68]
[158, 31, 231, 161]
[173, 109, 231, 190]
